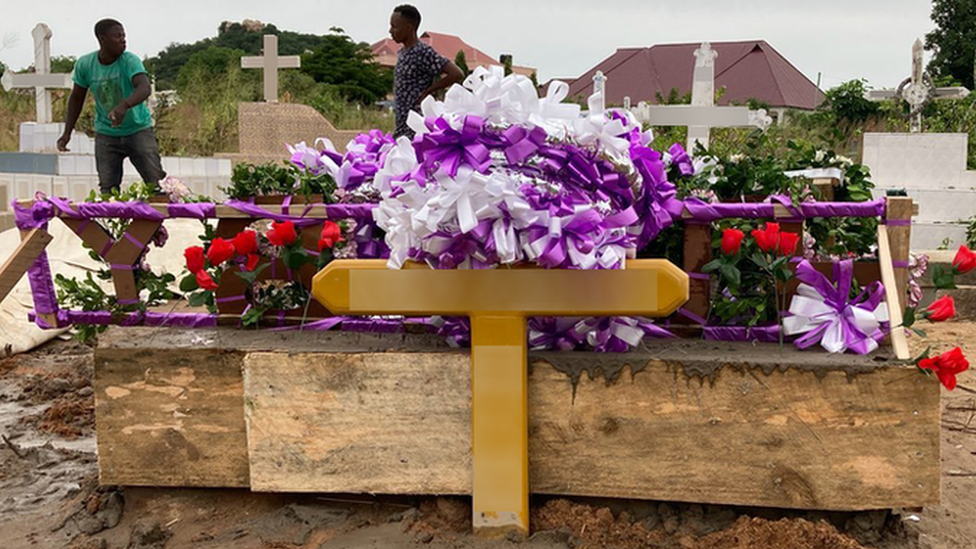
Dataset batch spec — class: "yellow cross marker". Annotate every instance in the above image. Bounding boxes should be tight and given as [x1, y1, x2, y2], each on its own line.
[312, 259, 689, 538]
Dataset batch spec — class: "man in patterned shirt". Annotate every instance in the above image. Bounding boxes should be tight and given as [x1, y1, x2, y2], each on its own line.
[389, 5, 463, 138]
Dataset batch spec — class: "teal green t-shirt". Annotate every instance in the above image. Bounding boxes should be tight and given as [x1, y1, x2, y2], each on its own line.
[72, 51, 153, 137]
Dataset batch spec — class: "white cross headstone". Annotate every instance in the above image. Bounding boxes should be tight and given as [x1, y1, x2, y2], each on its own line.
[629, 42, 771, 154]
[867, 39, 969, 133]
[0, 23, 72, 124]
[687, 42, 720, 151]
[241, 34, 301, 103]
[591, 70, 606, 112]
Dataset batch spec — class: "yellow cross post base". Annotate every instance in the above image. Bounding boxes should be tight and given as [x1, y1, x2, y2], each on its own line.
[312, 259, 689, 538]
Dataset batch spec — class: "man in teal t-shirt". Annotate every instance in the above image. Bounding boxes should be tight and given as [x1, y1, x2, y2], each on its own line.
[58, 19, 165, 194]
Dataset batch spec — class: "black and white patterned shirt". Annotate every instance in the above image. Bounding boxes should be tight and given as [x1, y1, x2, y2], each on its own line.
[394, 41, 448, 138]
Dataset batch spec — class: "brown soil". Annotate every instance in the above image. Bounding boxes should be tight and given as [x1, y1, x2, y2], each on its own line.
[2, 323, 976, 549]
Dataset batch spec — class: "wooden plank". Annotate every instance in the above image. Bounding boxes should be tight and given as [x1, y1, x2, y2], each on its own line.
[885, 197, 914, 305]
[878, 224, 911, 360]
[528, 355, 937, 510]
[242, 344, 939, 511]
[0, 228, 52, 303]
[94, 335, 250, 487]
[677, 223, 710, 324]
[244, 351, 472, 494]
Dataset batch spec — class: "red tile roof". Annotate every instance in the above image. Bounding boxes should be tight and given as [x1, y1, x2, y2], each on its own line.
[566, 40, 824, 110]
[371, 31, 534, 76]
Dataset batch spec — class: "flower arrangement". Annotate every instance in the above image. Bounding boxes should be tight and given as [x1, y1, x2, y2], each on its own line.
[180, 219, 356, 326]
[280, 67, 679, 272]
[703, 222, 800, 328]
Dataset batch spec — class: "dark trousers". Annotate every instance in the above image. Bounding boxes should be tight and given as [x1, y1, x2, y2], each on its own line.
[94, 128, 166, 194]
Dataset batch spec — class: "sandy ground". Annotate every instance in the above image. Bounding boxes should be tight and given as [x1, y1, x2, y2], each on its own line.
[1, 322, 974, 549]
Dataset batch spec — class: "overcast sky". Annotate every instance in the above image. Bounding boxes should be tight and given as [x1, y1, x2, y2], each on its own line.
[2, 0, 936, 90]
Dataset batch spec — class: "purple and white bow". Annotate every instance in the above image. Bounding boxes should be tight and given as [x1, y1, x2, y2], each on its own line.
[783, 259, 889, 354]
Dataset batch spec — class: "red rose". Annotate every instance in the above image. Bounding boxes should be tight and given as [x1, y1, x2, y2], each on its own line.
[195, 270, 218, 291]
[720, 228, 745, 255]
[233, 230, 258, 256]
[244, 253, 260, 272]
[752, 223, 781, 253]
[778, 231, 800, 256]
[184, 246, 206, 274]
[924, 295, 955, 322]
[267, 221, 298, 247]
[953, 245, 976, 274]
[318, 221, 344, 251]
[206, 237, 236, 267]
[919, 347, 970, 390]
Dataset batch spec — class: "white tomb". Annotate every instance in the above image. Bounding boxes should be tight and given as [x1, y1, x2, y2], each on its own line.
[862, 132, 976, 249]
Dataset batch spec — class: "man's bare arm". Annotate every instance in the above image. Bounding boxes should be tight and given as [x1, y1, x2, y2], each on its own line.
[419, 61, 464, 104]
[57, 85, 88, 152]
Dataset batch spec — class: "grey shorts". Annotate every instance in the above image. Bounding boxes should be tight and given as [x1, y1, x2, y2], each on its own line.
[94, 128, 166, 194]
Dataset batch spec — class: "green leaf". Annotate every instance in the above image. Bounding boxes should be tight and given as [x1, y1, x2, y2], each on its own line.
[241, 306, 266, 327]
[931, 264, 958, 290]
[902, 306, 916, 328]
[179, 274, 199, 293]
[913, 346, 932, 365]
[283, 248, 310, 270]
[234, 263, 270, 285]
[701, 258, 723, 273]
[187, 291, 210, 307]
[720, 263, 741, 288]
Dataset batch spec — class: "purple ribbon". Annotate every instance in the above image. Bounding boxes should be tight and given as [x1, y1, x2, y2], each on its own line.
[166, 203, 216, 218]
[13, 202, 60, 322]
[703, 325, 781, 343]
[415, 116, 491, 177]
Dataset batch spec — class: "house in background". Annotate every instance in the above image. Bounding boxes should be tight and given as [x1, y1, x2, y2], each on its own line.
[371, 31, 536, 78]
[566, 40, 824, 121]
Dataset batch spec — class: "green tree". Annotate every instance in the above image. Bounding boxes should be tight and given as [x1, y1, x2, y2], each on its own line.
[146, 21, 333, 90]
[821, 79, 878, 123]
[500, 54, 513, 76]
[175, 47, 252, 97]
[454, 50, 469, 78]
[925, 0, 976, 90]
[300, 30, 392, 104]
[50, 55, 76, 73]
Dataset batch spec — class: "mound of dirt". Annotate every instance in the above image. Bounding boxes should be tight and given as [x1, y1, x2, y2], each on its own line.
[531, 499, 875, 549]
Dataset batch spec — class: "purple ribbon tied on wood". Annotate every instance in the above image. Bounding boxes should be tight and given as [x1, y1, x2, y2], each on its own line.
[415, 115, 491, 177]
[783, 259, 889, 355]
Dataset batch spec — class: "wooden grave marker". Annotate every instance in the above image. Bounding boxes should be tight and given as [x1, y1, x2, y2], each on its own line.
[311, 259, 689, 537]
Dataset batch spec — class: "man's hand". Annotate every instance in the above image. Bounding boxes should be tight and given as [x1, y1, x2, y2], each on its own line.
[109, 101, 129, 127]
[56, 132, 71, 152]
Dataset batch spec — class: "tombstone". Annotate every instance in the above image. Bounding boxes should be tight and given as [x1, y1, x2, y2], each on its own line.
[867, 39, 969, 133]
[862, 132, 976, 250]
[687, 42, 719, 151]
[623, 96, 631, 110]
[629, 42, 771, 153]
[591, 70, 607, 112]
[0, 23, 72, 124]
[241, 34, 301, 103]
